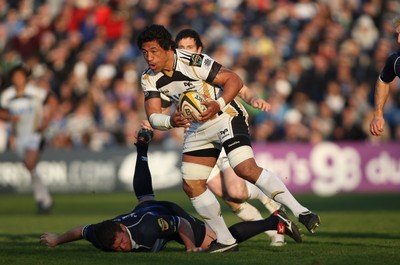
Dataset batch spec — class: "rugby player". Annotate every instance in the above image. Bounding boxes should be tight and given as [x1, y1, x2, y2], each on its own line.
[39, 126, 302, 252]
[137, 24, 320, 252]
[0, 64, 57, 214]
[175, 28, 285, 247]
[370, 15, 400, 137]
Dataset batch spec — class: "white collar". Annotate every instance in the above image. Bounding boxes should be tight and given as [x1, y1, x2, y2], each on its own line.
[124, 225, 139, 249]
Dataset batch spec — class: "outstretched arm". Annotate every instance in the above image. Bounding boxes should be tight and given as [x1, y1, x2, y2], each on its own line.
[370, 78, 390, 136]
[40, 226, 84, 248]
[238, 85, 271, 112]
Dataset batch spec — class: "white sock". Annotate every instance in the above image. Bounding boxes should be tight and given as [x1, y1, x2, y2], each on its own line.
[31, 169, 52, 207]
[245, 181, 281, 214]
[191, 188, 236, 245]
[255, 169, 308, 218]
[233, 202, 263, 221]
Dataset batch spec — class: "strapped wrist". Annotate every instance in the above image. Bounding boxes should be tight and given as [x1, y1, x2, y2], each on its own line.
[149, 113, 173, 131]
[216, 97, 226, 110]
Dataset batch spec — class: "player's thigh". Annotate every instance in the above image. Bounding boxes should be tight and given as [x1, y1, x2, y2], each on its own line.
[206, 172, 223, 198]
[24, 149, 40, 170]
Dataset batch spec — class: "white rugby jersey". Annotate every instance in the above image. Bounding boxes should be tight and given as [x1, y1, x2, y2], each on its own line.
[141, 49, 247, 119]
[0, 83, 48, 138]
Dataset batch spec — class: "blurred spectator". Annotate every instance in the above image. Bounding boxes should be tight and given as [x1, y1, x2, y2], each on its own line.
[0, 0, 399, 152]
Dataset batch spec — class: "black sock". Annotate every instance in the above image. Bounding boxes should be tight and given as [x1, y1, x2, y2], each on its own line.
[133, 143, 154, 199]
[228, 215, 279, 244]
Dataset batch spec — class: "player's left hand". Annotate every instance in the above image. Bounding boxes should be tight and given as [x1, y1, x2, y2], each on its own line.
[170, 111, 192, 128]
[200, 99, 220, 122]
[251, 98, 271, 112]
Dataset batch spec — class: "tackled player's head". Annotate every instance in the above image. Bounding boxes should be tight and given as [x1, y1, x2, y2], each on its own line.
[137, 24, 175, 51]
[175, 29, 203, 53]
[94, 220, 131, 252]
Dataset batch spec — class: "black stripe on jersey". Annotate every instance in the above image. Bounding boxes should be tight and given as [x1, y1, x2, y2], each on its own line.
[178, 50, 192, 62]
[156, 71, 196, 88]
[230, 99, 244, 116]
[143, 67, 152, 75]
[144, 91, 161, 101]
[206, 62, 221, 83]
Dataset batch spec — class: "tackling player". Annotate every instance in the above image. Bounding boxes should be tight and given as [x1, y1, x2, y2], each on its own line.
[39, 126, 302, 252]
[137, 24, 320, 252]
[0, 64, 57, 214]
[175, 28, 285, 247]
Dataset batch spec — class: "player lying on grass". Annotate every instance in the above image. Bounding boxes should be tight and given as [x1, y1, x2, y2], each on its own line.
[40, 126, 302, 252]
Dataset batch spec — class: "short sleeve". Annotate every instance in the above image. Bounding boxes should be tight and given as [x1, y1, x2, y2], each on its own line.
[188, 53, 221, 83]
[379, 53, 400, 83]
[82, 224, 103, 250]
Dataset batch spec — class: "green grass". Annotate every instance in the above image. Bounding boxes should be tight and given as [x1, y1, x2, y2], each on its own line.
[1, 191, 399, 265]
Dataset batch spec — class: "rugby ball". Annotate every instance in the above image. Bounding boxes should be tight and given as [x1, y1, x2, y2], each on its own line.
[178, 91, 207, 122]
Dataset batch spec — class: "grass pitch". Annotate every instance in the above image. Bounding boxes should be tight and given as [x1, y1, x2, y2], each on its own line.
[0, 191, 399, 265]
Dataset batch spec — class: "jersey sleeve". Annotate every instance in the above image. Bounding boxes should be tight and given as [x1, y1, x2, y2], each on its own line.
[81, 224, 103, 250]
[141, 70, 161, 101]
[189, 53, 221, 83]
[0, 89, 10, 109]
[379, 53, 400, 83]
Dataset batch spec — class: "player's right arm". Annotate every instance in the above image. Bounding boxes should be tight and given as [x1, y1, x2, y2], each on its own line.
[369, 52, 398, 137]
[142, 75, 191, 130]
[40, 226, 84, 247]
[370, 78, 390, 136]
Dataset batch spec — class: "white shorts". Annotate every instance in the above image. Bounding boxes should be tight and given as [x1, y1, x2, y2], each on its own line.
[15, 133, 43, 158]
[207, 150, 230, 183]
[182, 112, 251, 156]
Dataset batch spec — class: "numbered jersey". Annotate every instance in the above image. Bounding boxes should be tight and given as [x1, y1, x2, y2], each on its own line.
[141, 49, 247, 125]
[0, 83, 48, 138]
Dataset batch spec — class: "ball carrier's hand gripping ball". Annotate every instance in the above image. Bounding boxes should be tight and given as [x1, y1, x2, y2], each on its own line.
[179, 91, 207, 122]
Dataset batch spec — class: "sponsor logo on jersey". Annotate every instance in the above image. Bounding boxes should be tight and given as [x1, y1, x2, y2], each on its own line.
[189, 54, 204, 67]
[157, 218, 170, 231]
[184, 81, 193, 87]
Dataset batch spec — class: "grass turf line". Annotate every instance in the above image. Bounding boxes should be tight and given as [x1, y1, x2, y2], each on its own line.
[0, 191, 399, 265]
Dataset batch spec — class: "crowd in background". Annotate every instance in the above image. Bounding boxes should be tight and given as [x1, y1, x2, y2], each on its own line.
[0, 0, 399, 152]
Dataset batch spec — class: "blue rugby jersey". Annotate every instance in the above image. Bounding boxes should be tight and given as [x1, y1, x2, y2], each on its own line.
[82, 200, 206, 252]
[379, 51, 400, 83]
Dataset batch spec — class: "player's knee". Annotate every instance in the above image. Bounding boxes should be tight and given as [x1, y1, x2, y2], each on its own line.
[182, 179, 207, 198]
[223, 186, 248, 202]
[233, 159, 262, 183]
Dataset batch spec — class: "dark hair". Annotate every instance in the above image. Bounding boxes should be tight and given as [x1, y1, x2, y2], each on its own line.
[10, 64, 31, 79]
[137, 24, 175, 50]
[93, 220, 123, 251]
[175, 29, 203, 49]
